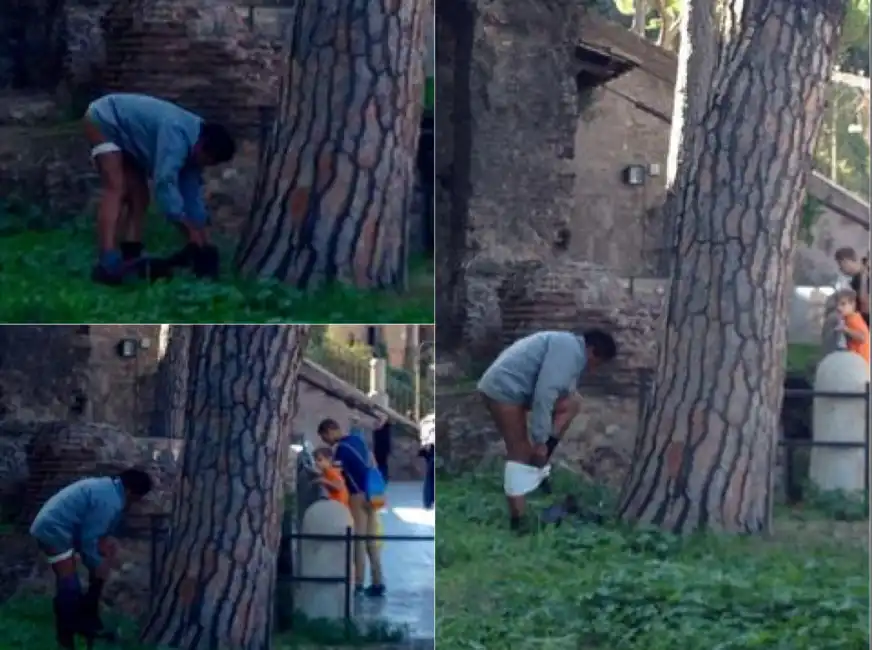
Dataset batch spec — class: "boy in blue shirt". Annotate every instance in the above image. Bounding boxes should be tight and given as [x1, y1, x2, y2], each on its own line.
[318, 418, 385, 597]
[30, 468, 153, 649]
[478, 329, 617, 531]
[82, 93, 236, 285]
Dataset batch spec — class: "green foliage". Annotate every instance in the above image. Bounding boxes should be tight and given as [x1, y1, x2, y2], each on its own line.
[813, 84, 870, 201]
[437, 470, 869, 649]
[0, 207, 433, 323]
[0, 595, 407, 648]
[799, 196, 824, 244]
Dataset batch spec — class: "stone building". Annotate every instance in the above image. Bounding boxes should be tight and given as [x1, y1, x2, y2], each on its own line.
[326, 324, 436, 372]
[436, 5, 870, 353]
[0, 326, 424, 490]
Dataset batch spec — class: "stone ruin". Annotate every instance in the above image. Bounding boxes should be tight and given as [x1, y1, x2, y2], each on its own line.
[0, 419, 180, 619]
[438, 259, 666, 488]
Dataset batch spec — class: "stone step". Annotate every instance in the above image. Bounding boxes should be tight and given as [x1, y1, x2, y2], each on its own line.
[0, 92, 64, 127]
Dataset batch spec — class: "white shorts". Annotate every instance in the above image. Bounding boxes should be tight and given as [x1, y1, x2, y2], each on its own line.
[90, 142, 122, 159]
[504, 461, 552, 497]
[45, 549, 75, 564]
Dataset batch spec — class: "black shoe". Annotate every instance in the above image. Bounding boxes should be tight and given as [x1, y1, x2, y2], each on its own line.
[364, 584, 386, 598]
[120, 241, 145, 261]
[136, 257, 174, 282]
[91, 262, 126, 286]
[165, 243, 199, 269]
[192, 244, 220, 280]
[354, 584, 365, 595]
[54, 594, 79, 649]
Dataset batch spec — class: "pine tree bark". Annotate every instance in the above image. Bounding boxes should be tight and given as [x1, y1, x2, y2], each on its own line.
[236, 0, 429, 290]
[148, 325, 193, 439]
[618, 0, 846, 535]
[140, 325, 310, 650]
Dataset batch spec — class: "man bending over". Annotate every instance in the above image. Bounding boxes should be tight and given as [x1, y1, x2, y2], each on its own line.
[83, 93, 236, 284]
[478, 329, 618, 531]
[30, 468, 153, 649]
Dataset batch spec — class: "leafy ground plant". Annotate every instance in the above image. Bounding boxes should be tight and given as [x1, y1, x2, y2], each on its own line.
[0, 210, 433, 323]
[0, 595, 407, 649]
[436, 470, 869, 650]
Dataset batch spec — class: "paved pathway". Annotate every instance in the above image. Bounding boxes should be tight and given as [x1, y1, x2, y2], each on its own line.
[355, 481, 435, 641]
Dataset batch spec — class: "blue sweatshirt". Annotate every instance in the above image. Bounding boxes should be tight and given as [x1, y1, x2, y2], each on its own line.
[478, 331, 587, 444]
[29, 477, 126, 571]
[86, 93, 209, 226]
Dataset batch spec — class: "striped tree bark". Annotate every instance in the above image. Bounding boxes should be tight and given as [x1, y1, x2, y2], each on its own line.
[148, 325, 193, 439]
[236, 0, 429, 290]
[617, 0, 846, 535]
[140, 325, 310, 650]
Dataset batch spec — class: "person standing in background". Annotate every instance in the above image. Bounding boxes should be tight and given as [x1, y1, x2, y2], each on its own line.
[834, 247, 869, 325]
[372, 414, 392, 483]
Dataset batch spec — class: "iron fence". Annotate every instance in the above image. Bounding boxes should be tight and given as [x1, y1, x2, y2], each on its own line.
[146, 517, 434, 628]
[280, 527, 435, 626]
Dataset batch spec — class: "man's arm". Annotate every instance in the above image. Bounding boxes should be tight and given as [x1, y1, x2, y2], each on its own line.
[529, 336, 585, 444]
[178, 167, 209, 228]
[79, 504, 123, 574]
[152, 125, 191, 220]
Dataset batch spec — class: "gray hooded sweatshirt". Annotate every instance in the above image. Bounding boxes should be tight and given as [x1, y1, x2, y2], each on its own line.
[30, 477, 126, 571]
[478, 331, 587, 443]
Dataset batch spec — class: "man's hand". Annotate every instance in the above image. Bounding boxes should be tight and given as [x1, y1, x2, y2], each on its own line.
[531, 444, 549, 467]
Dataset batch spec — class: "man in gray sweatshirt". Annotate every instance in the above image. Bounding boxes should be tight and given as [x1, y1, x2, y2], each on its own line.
[30, 468, 153, 649]
[478, 329, 617, 530]
[82, 93, 236, 285]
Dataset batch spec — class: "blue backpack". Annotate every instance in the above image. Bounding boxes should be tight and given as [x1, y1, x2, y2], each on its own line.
[342, 437, 387, 508]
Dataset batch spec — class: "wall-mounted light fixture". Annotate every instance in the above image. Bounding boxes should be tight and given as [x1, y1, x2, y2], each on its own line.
[622, 164, 646, 186]
[116, 338, 139, 359]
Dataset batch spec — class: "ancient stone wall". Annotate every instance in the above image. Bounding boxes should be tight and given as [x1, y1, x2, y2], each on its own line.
[0, 326, 91, 422]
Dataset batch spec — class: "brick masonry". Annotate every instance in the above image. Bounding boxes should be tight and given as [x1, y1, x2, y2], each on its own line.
[437, 5, 871, 359]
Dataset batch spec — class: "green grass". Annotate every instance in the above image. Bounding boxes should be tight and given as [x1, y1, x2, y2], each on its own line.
[436, 470, 869, 650]
[0, 211, 433, 323]
[0, 594, 407, 648]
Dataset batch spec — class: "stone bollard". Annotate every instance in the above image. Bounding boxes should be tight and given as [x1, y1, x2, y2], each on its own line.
[295, 500, 354, 621]
[809, 351, 870, 494]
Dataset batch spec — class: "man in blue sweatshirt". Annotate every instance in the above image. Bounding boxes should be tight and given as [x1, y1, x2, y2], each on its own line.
[30, 468, 153, 649]
[478, 329, 617, 531]
[82, 93, 236, 285]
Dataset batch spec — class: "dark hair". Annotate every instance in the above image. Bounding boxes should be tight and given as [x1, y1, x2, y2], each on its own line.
[313, 447, 333, 461]
[835, 288, 858, 304]
[835, 247, 858, 262]
[317, 418, 341, 435]
[118, 468, 153, 497]
[583, 328, 618, 362]
[199, 122, 236, 163]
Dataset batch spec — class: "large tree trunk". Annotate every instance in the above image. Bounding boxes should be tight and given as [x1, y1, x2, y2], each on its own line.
[141, 325, 310, 650]
[618, 0, 846, 535]
[148, 325, 193, 439]
[236, 0, 429, 291]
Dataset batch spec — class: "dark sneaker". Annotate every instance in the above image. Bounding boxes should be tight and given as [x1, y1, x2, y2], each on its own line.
[91, 262, 126, 286]
[354, 584, 366, 595]
[192, 244, 220, 280]
[364, 584, 386, 598]
[165, 243, 200, 269]
[119, 241, 145, 261]
[136, 257, 174, 282]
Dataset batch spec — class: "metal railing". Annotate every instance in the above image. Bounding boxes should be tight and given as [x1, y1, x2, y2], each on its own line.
[305, 337, 434, 418]
[280, 527, 435, 627]
[779, 384, 870, 502]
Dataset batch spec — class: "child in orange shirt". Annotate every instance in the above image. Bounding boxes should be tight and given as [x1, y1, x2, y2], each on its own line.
[313, 447, 350, 507]
[835, 288, 870, 364]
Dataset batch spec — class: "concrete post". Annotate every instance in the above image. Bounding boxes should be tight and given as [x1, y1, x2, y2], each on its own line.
[295, 500, 355, 620]
[809, 350, 870, 494]
[369, 357, 388, 408]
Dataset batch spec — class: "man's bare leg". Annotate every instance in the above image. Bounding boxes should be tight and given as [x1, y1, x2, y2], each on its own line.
[483, 394, 536, 529]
